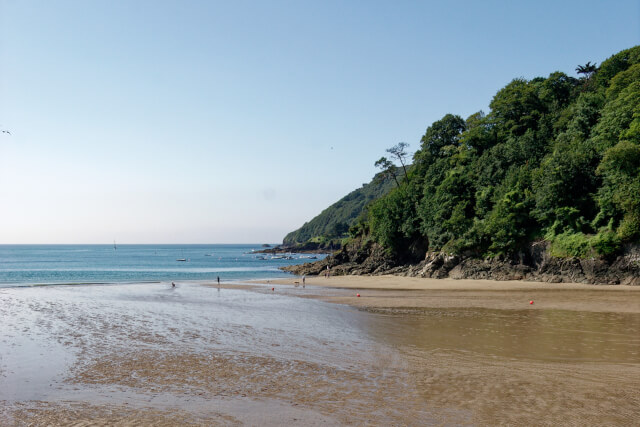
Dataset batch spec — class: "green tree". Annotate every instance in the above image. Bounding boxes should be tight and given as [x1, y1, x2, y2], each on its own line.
[596, 46, 640, 88]
[482, 170, 536, 255]
[533, 140, 599, 225]
[576, 61, 597, 78]
[419, 166, 475, 250]
[298, 45, 640, 263]
[368, 181, 424, 260]
[591, 81, 640, 152]
[539, 72, 579, 114]
[596, 140, 640, 240]
[417, 114, 466, 157]
[489, 78, 544, 137]
[374, 157, 400, 187]
[605, 63, 640, 100]
[460, 111, 496, 153]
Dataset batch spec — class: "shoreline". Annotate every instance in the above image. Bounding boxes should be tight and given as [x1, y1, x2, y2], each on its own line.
[3, 277, 640, 425]
[281, 241, 640, 286]
[261, 275, 640, 314]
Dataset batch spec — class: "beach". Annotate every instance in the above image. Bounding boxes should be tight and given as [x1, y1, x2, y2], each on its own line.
[270, 275, 640, 313]
[1, 277, 639, 426]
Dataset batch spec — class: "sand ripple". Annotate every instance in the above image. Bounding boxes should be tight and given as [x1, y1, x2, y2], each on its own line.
[2, 282, 640, 425]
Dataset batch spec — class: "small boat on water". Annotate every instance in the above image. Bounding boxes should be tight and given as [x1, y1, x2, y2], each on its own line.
[176, 258, 187, 262]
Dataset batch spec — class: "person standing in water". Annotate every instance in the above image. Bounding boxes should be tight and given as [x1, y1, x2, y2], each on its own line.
[217, 276, 220, 287]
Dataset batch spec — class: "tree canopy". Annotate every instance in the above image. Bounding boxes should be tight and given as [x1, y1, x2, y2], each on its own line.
[360, 45, 640, 259]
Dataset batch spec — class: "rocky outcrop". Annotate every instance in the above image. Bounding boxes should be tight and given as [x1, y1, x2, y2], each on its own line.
[282, 241, 640, 285]
[281, 238, 397, 276]
[256, 241, 338, 254]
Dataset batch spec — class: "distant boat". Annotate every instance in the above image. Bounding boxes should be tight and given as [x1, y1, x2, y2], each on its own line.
[113, 240, 117, 250]
[176, 258, 187, 262]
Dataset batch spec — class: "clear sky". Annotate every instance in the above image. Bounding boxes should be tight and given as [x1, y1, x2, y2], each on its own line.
[0, 0, 638, 244]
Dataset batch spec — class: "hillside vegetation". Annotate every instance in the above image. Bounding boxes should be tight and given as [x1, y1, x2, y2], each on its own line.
[283, 173, 396, 247]
[346, 46, 640, 263]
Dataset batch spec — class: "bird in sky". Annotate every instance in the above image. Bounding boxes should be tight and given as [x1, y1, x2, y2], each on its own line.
[1, 130, 10, 135]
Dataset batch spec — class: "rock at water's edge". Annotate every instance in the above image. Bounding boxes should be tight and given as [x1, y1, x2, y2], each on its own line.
[282, 241, 640, 285]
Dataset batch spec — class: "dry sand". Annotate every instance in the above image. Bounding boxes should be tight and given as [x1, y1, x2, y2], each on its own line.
[268, 274, 640, 313]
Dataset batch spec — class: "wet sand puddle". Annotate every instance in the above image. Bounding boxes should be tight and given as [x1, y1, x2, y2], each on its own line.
[361, 306, 640, 426]
[1, 283, 435, 425]
[1, 282, 639, 425]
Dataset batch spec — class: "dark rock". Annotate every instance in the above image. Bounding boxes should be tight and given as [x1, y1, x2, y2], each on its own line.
[282, 239, 640, 286]
[256, 241, 337, 254]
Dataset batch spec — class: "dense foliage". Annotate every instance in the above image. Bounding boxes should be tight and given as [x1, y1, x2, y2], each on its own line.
[359, 46, 640, 260]
[283, 173, 397, 245]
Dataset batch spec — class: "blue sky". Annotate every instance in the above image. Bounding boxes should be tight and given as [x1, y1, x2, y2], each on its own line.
[0, 0, 638, 243]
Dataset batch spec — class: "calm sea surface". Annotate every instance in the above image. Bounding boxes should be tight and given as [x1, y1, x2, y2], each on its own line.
[0, 244, 321, 287]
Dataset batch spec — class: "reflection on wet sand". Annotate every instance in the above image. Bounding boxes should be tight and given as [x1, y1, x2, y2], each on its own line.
[362, 307, 640, 425]
[365, 307, 640, 362]
[1, 281, 639, 425]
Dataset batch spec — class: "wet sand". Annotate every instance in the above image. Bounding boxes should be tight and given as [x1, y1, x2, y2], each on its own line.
[2, 278, 640, 426]
[1, 283, 433, 425]
[265, 275, 640, 425]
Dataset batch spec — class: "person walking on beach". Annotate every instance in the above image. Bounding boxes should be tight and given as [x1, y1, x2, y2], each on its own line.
[217, 276, 220, 287]
[302, 274, 306, 288]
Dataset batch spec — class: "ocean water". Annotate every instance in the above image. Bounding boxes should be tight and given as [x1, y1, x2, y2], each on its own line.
[0, 244, 323, 287]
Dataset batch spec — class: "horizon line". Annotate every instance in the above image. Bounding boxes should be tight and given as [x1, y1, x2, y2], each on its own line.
[0, 242, 282, 246]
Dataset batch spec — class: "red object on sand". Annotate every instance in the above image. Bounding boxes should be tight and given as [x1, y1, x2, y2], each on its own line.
[357, 293, 360, 297]
[529, 300, 534, 304]
[272, 287, 274, 291]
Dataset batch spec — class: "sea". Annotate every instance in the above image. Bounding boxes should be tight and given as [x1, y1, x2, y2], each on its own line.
[0, 244, 322, 287]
